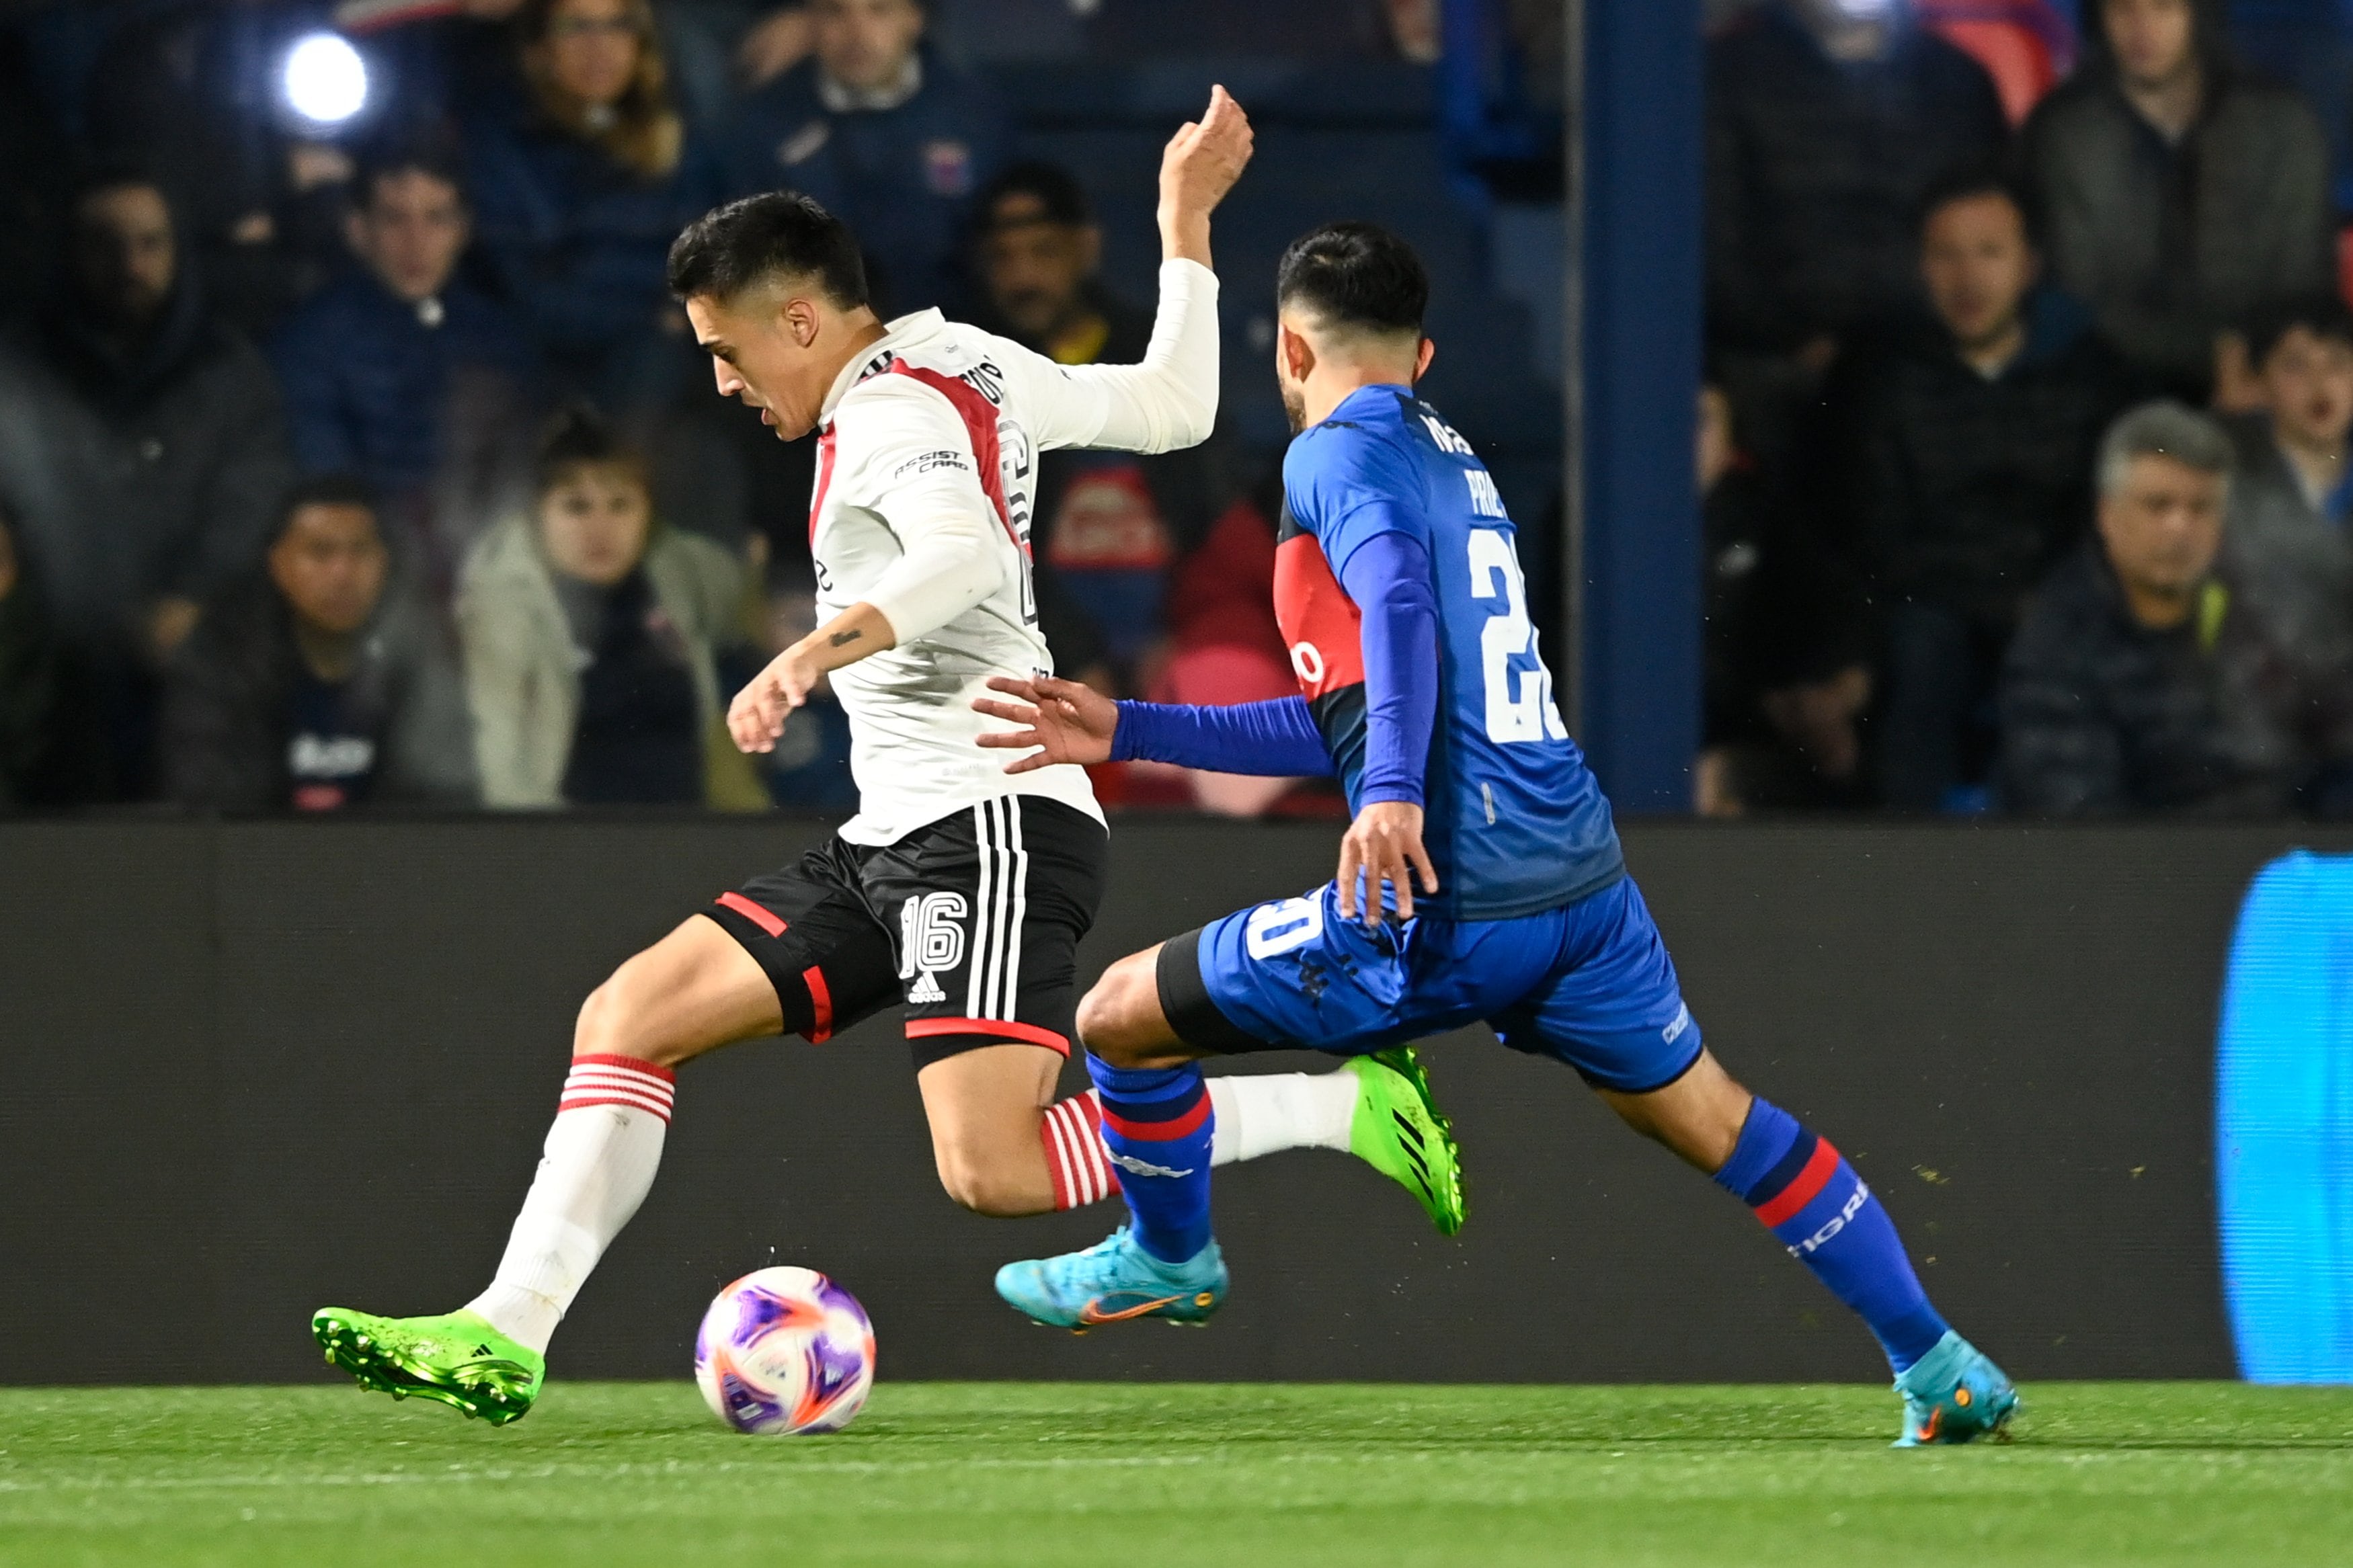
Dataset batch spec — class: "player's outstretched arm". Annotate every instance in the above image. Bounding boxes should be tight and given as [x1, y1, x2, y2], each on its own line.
[1158, 83, 1253, 271]
[975, 678, 1335, 778]
[1025, 88, 1252, 458]
[729, 601, 895, 754]
[973, 675, 1119, 773]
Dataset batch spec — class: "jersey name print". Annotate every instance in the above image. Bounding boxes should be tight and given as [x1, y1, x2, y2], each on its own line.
[1278, 385, 1624, 921]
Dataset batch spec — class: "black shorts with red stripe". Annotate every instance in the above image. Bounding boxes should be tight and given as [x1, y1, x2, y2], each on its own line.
[699, 794, 1107, 1068]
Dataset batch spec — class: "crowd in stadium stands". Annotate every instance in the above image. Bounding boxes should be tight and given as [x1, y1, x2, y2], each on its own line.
[1700, 0, 2353, 817]
[7, 0, 2353, 821]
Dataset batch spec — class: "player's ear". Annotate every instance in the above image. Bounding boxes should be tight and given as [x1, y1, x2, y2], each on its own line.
[784, 294, 821, 349]
[1277, 320, 1314, 382]
[1413, 336, 1436, 383]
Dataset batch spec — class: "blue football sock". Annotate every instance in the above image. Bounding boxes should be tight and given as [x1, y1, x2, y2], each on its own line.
[1714, 1098, 1950, 1374]
[1086, 1057, 1215, 1264]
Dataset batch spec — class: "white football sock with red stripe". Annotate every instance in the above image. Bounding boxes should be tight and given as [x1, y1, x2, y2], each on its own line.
[463, 1055, 674, 1354]
[1038, 1071, 1359, 1212]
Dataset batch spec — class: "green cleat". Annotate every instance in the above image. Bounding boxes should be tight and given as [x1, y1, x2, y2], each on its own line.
[311, 1307, 544, 1426]
[1345, 1046, 1467, 1235]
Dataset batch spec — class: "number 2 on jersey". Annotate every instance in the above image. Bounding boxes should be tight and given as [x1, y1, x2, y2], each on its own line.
[1468, 528, 1568, 744]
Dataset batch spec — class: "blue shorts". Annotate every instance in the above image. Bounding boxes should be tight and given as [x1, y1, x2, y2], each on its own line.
[1156, 874, 1702, 1094]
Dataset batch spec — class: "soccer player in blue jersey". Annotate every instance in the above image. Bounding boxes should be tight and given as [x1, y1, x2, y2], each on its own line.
[971, 222, 2017, 1445]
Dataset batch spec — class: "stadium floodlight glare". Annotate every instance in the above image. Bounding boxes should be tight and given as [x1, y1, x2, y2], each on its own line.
[282, 32, 368, 128]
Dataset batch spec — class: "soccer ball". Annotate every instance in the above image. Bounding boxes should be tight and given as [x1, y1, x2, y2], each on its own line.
[694, 1266, 876, 1435]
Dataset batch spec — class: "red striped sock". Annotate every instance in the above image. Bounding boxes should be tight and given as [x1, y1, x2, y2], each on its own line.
[1041, 1091, 1121, 1210]
[557, 1054, 677, 1123]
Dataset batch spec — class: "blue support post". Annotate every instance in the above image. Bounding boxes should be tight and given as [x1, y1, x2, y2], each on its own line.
[1571, 0, 1704, 813]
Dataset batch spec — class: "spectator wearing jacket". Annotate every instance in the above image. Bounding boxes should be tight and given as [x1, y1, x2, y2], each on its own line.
[1792, 169, 2138, 810]
[463, 0, 723, 413]
[2022, 0, 2333, 399]
[2213, 296, 2353, 669]
[162, 474, 475, 812]
[1706, 0, 2008, 458]
[725, 0, 1006, 316]
[2001, 401, 2353, 813]
[272, 142, 540, 594]
[0, 166, 294, 797]
[457, 407, 762, 809]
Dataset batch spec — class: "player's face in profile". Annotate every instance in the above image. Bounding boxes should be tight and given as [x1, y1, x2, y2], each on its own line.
[537, 462, 653, 587]
[268, 504, 389, 637]
[688, 290, 833, 442]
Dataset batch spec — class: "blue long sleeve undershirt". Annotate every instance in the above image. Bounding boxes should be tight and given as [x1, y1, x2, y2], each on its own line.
[1109, 694, 1333, 776]
[1107, 528, 1440, 805]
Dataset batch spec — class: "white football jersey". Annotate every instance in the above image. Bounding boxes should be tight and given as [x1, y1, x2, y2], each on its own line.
[805, 260, 1220, 845]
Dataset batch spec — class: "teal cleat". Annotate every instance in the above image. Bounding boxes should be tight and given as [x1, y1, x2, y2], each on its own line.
[1892, 1330, 2019, 1446]
[995, 1227, 1228, 1331]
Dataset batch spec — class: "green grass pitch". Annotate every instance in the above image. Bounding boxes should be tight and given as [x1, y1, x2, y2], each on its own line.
[3, 1382, 2349, 1567]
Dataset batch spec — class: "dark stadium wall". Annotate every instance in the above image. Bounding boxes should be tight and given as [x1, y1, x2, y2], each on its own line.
[3, 819, 2333, 1387]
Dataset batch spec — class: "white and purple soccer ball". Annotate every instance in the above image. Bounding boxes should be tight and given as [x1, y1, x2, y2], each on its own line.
[694, 1266, 876, 1435]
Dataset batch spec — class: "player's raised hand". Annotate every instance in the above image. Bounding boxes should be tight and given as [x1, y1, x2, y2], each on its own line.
[1158, 85, 1253, 266]
[973, 674, 1119, 773]
[1335, 800, 1440, 925]
[729, 648, 820, 754]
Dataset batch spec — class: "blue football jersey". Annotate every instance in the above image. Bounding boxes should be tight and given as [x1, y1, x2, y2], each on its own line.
[1277, 384, 1623, 920]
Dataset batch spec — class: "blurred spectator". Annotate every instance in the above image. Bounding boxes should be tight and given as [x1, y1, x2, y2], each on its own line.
[1693, 382, 1837, 814]
[463, 0, 722, 413]
[735, 566, 859, 811]
[1706, 0, 2007, 456]
[1914, 0, 2076, 124]
[1084, 0, 1399, 56]
[2022, 0, 2334, 400]
[1796, 169, 2137, 809]
[83, 0, 356, 340]
[971, 163, 1232, 694]
[723, 0, 1006, 315]
[2001, 401, 2353, 813]
[272, 141, 539, 595]
[2218, 295, 2353, 660]
[336, 0, 532, 138]
[0, 166, 294, 797]
[0, 503, 62, 811]
[162, 474, 475, 811]
[456, 407, 762, 808]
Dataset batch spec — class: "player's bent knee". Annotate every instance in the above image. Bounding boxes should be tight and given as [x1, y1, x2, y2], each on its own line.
[571, 953, 682, 1066]
[1075, 951, 1159, 1064]
[934, 1153, 1047, 1219]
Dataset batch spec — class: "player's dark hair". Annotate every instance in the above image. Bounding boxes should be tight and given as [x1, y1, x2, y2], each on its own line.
[2243, 292, 2353, 366]
[351, 132, 467, 211]
[667, 191, 869, 308]
[976, 161, 1093, 232]
[534, 403, 647, 493]
[271, 472, 379, 543]
[1915, 163, 2040, 248]
[1276, 221, 1428, 337]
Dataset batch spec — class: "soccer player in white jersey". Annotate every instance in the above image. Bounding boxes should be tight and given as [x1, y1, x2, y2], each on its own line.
[311, 89, 1463, 1423]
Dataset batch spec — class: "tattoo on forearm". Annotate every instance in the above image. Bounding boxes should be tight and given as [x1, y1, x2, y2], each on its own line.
[829, 629, 863, 648]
